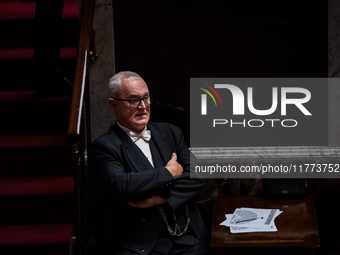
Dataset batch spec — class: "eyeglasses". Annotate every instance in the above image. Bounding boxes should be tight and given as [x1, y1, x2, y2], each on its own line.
[112, 96, 151, 108]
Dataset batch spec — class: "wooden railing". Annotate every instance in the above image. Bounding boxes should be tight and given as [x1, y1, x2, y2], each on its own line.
[68, 0, 95, 141]
[68, 0, 96, 254]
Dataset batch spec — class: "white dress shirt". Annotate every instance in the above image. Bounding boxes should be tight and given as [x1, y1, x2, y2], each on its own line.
[117, 122, 154, 167]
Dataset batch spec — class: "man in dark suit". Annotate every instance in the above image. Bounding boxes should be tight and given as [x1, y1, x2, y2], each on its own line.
[91, 71, 208, 254]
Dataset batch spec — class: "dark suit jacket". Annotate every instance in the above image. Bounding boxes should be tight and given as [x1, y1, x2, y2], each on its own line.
[91, 121, 207, 254]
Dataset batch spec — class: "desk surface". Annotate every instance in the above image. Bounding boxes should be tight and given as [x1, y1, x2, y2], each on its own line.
[210, 194, 320, 248]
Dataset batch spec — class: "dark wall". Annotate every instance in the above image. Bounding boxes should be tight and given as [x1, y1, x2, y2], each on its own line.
[112, 0, 328, 145]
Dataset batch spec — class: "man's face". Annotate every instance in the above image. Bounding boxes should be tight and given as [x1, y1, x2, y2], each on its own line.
[109, 78, 150, 132]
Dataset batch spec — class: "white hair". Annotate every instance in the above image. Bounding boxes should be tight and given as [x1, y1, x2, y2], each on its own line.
[108, 71, 142, 97]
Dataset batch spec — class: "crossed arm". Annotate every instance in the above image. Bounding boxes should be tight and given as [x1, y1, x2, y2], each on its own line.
[128, 152, 183, 209]
[91, 128, 206, 211]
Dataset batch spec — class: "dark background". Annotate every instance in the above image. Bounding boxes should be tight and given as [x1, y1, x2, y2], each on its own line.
[112, 0, 328, 146]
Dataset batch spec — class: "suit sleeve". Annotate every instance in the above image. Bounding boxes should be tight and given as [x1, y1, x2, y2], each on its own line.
[91, 139, 175, 203]
[164, 125, 207, 211]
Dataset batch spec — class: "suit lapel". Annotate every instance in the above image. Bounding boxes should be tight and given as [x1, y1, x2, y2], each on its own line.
[112, 124, 154, 172]
[148, 123, 174, 165]
[112, 122, 175, 172]
[149, 139, 163, 168]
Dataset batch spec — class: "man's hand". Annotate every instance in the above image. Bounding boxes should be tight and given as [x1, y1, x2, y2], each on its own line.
[128, 195, 167, 209]
[165, 153, 183, 180]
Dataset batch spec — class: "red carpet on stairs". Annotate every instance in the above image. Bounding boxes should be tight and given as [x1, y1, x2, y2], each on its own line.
[0, 46, 76, 60]
[0, 0, 79, 89]
[0, 224, 74, 245]
[0, 0, 78, 19]
[0, 0, 79, 254]
[0, 176, 74, 195]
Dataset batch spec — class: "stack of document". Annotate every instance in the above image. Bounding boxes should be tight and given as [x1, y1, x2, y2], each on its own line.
[220, 207, 282, 233]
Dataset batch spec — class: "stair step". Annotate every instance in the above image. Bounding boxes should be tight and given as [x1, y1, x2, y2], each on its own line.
[0, 46, 77, 60]
[0, 132, 69, 148]
[0, 223, 73, 245]
[0, 58, 76, 90]
[0, 0, 36, 20]
[0, 193, 74, 225]
[0, 176, 74, 196]
[1, 18, 79, 47]
[0, 0, 79, 20]
[0, 90, 71, 132]
[0, 132, 73, 175]
[0, 89, 70, 103]
[0, 224, 73, 255]
[0, 0, 79, 89]
[0, 0, 79, 47]
[0, 176, 74, 225]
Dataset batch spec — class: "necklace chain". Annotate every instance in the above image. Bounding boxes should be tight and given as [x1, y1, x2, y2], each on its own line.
[156, 203, 190, 237]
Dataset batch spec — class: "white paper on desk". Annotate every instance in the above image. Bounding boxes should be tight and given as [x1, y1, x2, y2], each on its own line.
[230, 209, 282, 233]
[219, 214, 264, 233]
[230, 224, 278, 233]
[219, 208, 283, 233]
[229, 208, 282, 228]
[219, 214, 233, 227]
[228, 208, 270, 228]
